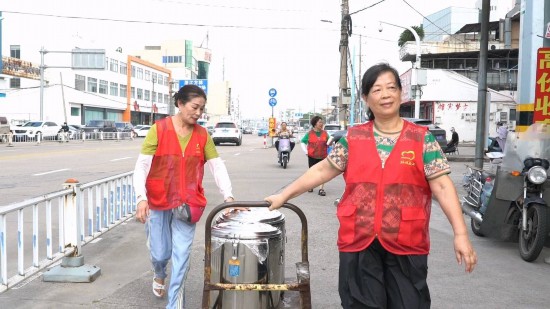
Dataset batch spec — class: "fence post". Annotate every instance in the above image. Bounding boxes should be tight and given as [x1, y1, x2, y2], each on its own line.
[35, 133, 41, 146]
[116, 131, 120, 142]
[100, 131, 104, 141]
[42, 178, 101, 283]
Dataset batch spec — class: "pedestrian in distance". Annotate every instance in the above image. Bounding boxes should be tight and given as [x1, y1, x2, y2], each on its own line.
[133, 84, 235, 308]
[496, 121, 508, 152]
[443, 127, 459, 153]
[60, 122, 70, 142]
[275, 121, 295, 162]
[300, 115, 329, 196]
[265, 63, 477, 309]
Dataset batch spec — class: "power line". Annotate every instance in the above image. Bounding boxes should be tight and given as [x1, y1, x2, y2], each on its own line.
[349, 0, 387, 15]
[1, 10, 309, 30]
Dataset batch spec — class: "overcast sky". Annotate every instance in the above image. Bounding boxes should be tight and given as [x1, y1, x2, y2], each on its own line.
[1, 0, 479, 118]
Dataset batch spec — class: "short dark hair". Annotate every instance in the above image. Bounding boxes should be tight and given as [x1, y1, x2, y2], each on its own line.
[361, 63, 401, 121]
[173, 85, 207, 108]
[310, 116, 322, 127]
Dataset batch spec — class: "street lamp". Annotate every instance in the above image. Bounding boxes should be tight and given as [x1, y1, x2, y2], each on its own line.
[379, 21, 421, 119]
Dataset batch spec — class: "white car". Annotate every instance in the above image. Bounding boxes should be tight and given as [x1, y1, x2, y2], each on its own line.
[211, 121, 242, 146]
[324, 124, 341, 137]
[135, 125, 151, 137]
[13, 121, 61, 141]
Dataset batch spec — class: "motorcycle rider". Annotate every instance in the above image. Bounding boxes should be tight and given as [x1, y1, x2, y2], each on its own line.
[274, 122, 295, 162]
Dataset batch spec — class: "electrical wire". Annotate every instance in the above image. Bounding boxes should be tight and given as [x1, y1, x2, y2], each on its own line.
[1, 10, 310, 30]
[350, 0, 387, 16]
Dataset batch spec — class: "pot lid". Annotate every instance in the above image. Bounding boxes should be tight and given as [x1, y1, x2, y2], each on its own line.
[211, 221, 281, 239]
[218, 208, 285, 225]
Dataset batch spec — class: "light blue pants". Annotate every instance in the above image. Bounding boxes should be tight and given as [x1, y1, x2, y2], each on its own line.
[146, 208, 196, 309]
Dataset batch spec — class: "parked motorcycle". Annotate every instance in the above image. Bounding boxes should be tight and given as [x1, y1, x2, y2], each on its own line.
[461, 123, 550, 262]
[277, 137, 293, 169]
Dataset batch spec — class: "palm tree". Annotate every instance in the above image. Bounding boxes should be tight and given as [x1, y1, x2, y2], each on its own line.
[398, 25, 425, 47]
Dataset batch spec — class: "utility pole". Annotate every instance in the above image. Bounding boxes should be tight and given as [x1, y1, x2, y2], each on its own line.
[339, 0, 350, 128]
[150, 75, 156, 125]
[474, 0, 490, 169]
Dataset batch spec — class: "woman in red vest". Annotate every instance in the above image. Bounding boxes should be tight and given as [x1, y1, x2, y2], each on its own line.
[300, 115, 329, 196]
[133, 85, 234, 308]
[266, 63, 477, 308]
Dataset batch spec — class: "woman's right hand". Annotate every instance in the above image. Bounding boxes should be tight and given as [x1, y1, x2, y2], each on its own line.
[136, 200, 149, 224]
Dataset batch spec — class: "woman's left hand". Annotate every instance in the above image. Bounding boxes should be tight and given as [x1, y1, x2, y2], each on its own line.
[454, 234, 477, 273]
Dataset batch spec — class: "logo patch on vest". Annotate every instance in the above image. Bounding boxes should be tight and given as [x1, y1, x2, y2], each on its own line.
[400, 150, 416, 166]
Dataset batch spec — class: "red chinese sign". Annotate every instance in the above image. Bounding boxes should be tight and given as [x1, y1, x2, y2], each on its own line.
[534, 48, 550, 123]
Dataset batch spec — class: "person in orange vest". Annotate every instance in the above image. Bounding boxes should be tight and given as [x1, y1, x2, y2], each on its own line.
[265, 63, 477, 309]
[133, 85, 235, 308]
[300, 115, 330, 196]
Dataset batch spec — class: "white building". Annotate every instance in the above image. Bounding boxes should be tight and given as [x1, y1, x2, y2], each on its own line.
[400, 69, 516, 142]
[423, 7, 479, 42]
[1, 51, 171, 126]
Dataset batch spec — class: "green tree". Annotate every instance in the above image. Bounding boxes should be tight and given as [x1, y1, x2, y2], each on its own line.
[397, 25, 424, 47]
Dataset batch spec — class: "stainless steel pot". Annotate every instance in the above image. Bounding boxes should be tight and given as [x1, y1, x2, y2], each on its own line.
[210, 221, 283, 309]
[217, 208, 286, 283]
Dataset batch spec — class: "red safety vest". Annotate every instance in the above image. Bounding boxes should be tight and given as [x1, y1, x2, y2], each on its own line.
[337, 121, 432, 255]
[307, 130, 328, 159]
[145, 117, 208, 213]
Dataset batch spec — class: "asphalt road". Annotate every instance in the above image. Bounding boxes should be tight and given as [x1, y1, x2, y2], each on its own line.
[1, 135, 549, 308]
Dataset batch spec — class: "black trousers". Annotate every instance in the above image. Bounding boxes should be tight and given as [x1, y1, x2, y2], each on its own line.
[338, 240, 431, 309]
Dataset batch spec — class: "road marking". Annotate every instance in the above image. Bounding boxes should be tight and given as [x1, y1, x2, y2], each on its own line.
[33, 168, 69, 176]
[110, 156, 133, 162]
[234, 153, 240, 156]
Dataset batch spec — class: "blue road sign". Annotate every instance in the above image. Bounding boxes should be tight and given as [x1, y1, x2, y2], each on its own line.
[179, 79, 208, 94]
[269, 98, 277, 107]
[0, 93, 5, 98]
[269, 88, 277, 97]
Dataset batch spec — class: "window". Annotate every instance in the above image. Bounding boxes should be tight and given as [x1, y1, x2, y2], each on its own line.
[158, 93, 163, 103]
[10, 78, 21, 88]
[120, 62, 127, 75]
[110, 82, 118, 96]
[163, 76, 168, 86]
[71, 107, 80, 116]
[145, 90, 150, 101]
[10, 45, 21, 58]
[99, 80, 108, 94]
[75, 74, 86, 91]
[131, 87, 135, 99]
[152, 72, 158, 84]
[145, 70, 150, 81]
[88, 77, 98, 93]
[137, 67, 143, 79]
[120, 84, 127, 98]
[152, 91, 156, 103]
[164, 94, 170, 105]
[131, 65, 136, 77]
[137, 88, 143, 100]
[109, 59, 118, 72]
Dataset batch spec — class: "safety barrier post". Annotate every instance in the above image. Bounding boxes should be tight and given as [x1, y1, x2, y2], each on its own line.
[42, 178, 101, 283]
[116, 131, 120, 142]
[100, 131, 104, 141]
[263, 134, 267, 149]
[35, 133, 41, 146]
[82, 131, 86, 142]
[7, 132, 14, 147]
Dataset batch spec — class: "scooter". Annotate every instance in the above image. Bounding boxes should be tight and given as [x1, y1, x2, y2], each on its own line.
[277, 137, 292, 169]
[461, 123, 550, 262]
